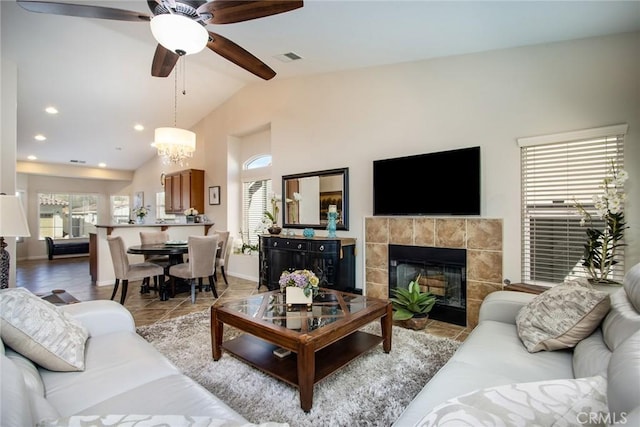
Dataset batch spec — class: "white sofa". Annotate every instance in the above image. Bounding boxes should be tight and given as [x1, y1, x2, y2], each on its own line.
[393, 263, 640, 426]
[1, 298, 280, 427]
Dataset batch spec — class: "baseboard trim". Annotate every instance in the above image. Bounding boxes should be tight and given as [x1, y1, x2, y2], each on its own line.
[227, 272, 258, 282]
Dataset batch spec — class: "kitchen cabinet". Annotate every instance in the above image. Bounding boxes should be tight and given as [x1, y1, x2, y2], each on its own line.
[164, 169, 204, 214]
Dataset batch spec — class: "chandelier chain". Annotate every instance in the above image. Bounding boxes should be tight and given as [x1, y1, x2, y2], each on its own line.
[154, 57, 195, 167]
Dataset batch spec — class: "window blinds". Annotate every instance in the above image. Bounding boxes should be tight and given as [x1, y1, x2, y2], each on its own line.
[519, 129, 625, 285]
[243, 179, 272, 246]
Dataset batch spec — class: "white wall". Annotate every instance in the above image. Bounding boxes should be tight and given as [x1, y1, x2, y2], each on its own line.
[132, 32, 640, 286]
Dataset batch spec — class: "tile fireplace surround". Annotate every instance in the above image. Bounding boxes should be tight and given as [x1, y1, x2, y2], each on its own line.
[365, 217, 503, 328]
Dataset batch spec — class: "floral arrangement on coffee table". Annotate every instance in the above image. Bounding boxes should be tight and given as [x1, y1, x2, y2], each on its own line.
[279, 269, 320, 297]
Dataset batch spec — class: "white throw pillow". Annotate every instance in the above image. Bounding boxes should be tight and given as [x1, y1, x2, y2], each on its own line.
[516, 282, 611, 352]
[0, 288, 88, 371]
[38, 415, 290, 427]
[418, 376, 608, 427]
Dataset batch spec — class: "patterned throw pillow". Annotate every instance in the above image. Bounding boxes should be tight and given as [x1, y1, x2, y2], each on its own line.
[0, 288, 88, 371]
[516, 282, 611, 352]
[418, 376, 608, 426]
[39, 415, 290, 427]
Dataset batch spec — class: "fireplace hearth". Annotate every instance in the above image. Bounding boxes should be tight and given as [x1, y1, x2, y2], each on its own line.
[389, 244, 466, 326]
[365, 216, 503, 327]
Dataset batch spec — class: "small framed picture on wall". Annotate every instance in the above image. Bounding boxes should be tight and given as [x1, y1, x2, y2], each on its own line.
[209, 186, 220, 205]
[134, 191, 144, 208]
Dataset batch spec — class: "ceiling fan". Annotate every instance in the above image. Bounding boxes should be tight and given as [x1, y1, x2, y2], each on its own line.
[17, 0, 304, 80]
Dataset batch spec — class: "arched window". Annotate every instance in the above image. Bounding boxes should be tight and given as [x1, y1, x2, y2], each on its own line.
[245, 154, 272, 170]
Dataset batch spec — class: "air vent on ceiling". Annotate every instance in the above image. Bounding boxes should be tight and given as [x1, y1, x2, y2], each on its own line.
[273, 52, 303, 63]
[69, 159, 86, 164]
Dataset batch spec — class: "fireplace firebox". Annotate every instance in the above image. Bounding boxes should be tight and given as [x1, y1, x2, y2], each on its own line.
[388, 244, 466, 326]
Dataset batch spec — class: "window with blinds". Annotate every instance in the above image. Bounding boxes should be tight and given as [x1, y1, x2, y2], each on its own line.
[243, 179, 272, 246]
[519, 125, 626, 285]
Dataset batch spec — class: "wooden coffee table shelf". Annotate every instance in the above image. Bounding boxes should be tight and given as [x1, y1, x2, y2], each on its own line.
[211, 289, 392, 411]
[223, 331, 383, 387]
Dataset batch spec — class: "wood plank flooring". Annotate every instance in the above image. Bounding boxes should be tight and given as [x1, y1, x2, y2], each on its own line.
[16, 256, 264, 327]
[16, 256, 469, 340]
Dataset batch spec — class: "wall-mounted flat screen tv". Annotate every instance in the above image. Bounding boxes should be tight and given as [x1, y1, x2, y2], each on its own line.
[373, 146, 480, 216]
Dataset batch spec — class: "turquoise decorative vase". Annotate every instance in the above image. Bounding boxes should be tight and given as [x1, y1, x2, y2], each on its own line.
[327, 212, 337, 238]
[303, 228, 315, 238]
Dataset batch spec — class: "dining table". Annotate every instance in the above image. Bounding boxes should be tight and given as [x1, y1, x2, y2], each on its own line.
[127, 240, 223, 301]
[127, 243, 188, 301]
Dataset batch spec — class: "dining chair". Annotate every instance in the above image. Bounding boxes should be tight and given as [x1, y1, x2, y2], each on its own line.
[139, 230, 170, 293]
[216, 232, 233, 285]
[168, 235, 219, 304]
[209, 230, 233, 285]
[107, 236, 165, 304]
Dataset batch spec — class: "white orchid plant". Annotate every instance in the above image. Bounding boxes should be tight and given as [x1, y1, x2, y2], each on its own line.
[574, 162, 628, 283]
[263, 193, 281, 226]
[184, 208, 198, 216]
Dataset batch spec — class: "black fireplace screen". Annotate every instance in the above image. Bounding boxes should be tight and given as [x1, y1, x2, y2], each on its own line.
[389, 245, 466, 326]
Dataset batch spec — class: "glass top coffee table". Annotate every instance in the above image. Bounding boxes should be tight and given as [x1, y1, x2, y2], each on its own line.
[210, 288, 392, 412]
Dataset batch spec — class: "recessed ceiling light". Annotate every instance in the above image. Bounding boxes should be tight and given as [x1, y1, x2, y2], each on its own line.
[45, 106, 58, 114]
[34, 134, 46, 141]
[98, 162, 107, 168]
[134, 124, 144, 131]
[27, 155, 37, 160]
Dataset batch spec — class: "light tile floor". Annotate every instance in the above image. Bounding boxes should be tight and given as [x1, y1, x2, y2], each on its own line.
[16, 256, 469, 340]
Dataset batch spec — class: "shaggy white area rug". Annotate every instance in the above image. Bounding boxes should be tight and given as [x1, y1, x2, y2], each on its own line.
[137, 310, 460, 426]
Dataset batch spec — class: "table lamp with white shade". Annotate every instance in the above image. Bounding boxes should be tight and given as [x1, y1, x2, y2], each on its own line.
[0, 194, 31, 288]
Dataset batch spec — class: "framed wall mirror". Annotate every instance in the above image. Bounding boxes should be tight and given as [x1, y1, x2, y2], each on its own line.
[282, 167, 349, 230]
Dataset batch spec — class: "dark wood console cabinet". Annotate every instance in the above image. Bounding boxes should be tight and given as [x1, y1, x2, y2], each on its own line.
[259, 235, 358, 294]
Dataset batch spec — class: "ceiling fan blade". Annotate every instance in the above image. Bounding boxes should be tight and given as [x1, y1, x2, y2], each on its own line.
[17, 0, 151, 22]
[151, 44, 180, 78]
[199, 1, 303, 25]
[207, 31, 276, 80]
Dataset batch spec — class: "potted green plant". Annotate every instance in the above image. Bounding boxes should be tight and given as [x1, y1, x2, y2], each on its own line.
[390, 275, 436, 330]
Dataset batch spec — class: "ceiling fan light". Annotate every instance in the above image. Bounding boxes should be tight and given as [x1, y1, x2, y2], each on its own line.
[150, 14, 208, 55]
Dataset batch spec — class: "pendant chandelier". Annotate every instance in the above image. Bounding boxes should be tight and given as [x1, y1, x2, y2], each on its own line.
[152, 63, 196, 166]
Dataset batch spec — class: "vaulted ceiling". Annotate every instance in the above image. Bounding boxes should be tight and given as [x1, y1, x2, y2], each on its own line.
[3, 0, 639, 171]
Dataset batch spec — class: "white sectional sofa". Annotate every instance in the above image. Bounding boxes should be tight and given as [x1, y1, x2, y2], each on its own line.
[393, 262, 640, 426]
[0, 295, 283, 427]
